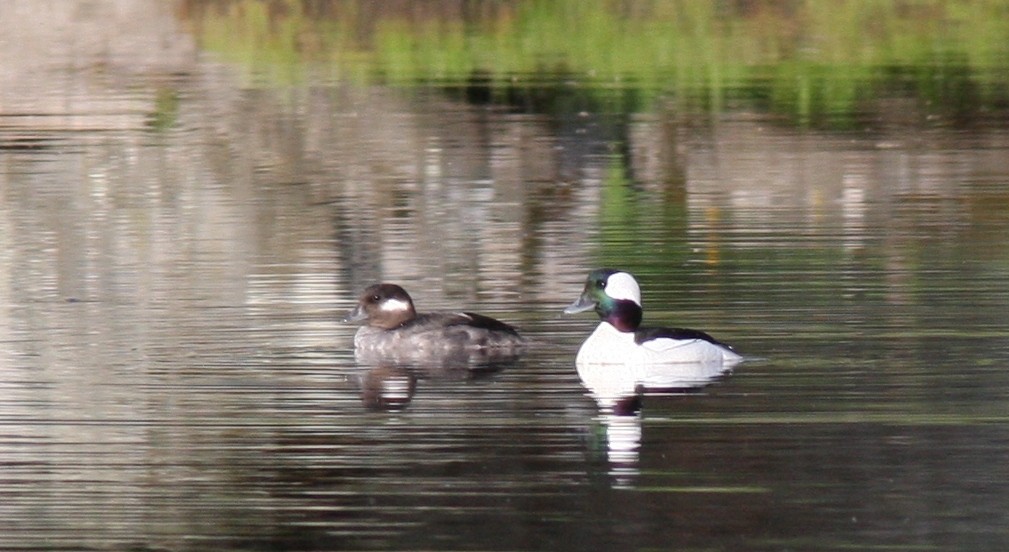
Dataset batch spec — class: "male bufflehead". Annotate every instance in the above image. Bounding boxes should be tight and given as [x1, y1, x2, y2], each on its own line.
[564, 269, 741, 365]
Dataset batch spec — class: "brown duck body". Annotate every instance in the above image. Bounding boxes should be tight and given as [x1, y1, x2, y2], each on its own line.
[344, 283, 525, 364]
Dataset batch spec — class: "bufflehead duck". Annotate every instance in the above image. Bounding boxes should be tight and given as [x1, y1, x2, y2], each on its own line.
[343, 283, 525, 364]
[563, 269, 742, 365]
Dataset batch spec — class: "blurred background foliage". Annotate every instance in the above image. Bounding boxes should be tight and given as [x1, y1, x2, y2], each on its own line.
[184, 0, 1009, 127]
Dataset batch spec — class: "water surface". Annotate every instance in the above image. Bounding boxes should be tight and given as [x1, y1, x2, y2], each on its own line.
[1, 1, 1009, 550]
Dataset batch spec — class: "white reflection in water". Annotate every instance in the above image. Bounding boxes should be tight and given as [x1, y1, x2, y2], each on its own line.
[577, 360, 735, 484]
[357, 365, 417, 411]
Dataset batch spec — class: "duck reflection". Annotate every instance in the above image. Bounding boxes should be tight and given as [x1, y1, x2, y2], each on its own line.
[353, 350, 520, 411]
[579, 360, 735, 485]
[357, 365, 417, 411]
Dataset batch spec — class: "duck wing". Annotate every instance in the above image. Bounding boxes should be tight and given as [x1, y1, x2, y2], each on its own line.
[459, 312, 522, 336]
[634, 326, 734, 350]
[407, 312, 521, 337]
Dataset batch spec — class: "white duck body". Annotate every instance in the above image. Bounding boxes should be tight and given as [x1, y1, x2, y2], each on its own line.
[575, 321, 742, 367]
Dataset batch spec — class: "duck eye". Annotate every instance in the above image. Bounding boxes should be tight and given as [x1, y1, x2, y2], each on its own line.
[596, 279, 606, 289]
[370, 294, 381, 302]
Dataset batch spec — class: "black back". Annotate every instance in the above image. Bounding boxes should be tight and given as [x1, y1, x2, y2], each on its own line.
[405, 311, 521, 337]
[633, 326, 734, 350]
[461, 311, 522, 336]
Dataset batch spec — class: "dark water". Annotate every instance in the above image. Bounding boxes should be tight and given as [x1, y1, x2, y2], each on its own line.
[2, 2, 1009, 551]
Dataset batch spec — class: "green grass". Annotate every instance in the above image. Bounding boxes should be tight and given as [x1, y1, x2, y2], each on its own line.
[190, 0, 1009, 125]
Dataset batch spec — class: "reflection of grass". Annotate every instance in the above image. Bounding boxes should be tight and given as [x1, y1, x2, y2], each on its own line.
[190, 0, 1009, 124]
[146, 88, 181, 131]
[596, 154, 693, 277]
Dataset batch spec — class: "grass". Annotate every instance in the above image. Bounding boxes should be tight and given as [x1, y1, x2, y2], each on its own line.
[189, 0, 1009, 126]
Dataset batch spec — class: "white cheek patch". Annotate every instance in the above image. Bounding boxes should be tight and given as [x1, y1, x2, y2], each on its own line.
[606, 272, 641, 304]
[380, 298, 411, 313]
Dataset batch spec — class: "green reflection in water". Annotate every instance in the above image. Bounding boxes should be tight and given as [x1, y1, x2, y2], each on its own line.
[596, 152, 691, 279]
[188, 0, 1009, 125]
[146, 88, 181, 131]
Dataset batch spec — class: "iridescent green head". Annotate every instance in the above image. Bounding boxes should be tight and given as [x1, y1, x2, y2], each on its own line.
[563, 268, 643, 332]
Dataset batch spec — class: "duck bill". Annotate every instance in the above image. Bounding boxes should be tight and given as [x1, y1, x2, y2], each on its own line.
[341, 305, 367, 324]
[563, 294, 597, 314]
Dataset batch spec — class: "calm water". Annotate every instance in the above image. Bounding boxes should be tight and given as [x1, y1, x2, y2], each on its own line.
[2, 1, 1009, 551]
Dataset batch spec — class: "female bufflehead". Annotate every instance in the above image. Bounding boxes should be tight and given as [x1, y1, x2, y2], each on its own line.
[564, 269, 741, 365]
[343, 283, 525, 364]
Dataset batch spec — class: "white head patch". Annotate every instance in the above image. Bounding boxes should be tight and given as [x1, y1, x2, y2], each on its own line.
[605, 272, 641, 305]
[380, 298, 412, 313]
